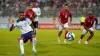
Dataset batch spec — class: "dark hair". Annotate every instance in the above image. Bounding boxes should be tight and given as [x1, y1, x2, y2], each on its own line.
[19, 11, 24, 14]
[32, 0, 37, 2]
[28, 4, 32, 6]
[63, 3, 69, 6]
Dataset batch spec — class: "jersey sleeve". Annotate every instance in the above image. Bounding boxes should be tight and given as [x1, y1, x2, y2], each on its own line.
[27, 18, 32, 25]
[37, 8, 41, 16]
[24, 10, 28, 18]
[84, 17, 88, 25]
[13, 20, 18, 27]
[69, 11, 72, 18]
[94, 16, 98, 24]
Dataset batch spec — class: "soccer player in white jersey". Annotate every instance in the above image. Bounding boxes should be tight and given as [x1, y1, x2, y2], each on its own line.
[10, 12, 37, 56]
[32, 1, 41, 33]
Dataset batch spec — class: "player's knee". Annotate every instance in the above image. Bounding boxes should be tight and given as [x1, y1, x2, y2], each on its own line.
[32, 34, 36, 38]
[90, 32, 94, 36]
[23, 39, 28, 43]
[81, 34, 85, 37]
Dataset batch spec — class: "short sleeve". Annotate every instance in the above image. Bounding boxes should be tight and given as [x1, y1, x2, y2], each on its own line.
[69, 11, 72, 17]
[27, 18, 32, 25]
[14, 21, 18, 27]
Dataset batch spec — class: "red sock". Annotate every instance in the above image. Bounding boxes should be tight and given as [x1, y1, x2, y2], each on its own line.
[87, 35, 93, 41]
[64, 31, 68, 39]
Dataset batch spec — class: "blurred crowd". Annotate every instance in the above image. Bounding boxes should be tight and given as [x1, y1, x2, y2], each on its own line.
[0, 0, 100, 9]
[0, 0, 100, 17]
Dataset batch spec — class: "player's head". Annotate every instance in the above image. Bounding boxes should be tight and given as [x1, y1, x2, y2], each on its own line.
[88, 11, 93, 18]
[63, 3, 69, 11]
[18, 12, 24, 20]
[32, 1, 37, 7]
[28, 5, 33, 10]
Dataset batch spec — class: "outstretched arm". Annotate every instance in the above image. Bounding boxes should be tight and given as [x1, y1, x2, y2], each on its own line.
[95, 17, 98, 29]
[9, 24, 15, 31]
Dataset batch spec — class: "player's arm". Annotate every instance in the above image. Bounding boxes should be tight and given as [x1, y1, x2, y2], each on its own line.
[32, 13, 37, 19]
[37, 8, 41, 16]
[95, 17, 98, 29]
[83, 23, 88, 30]
[30, 23, 35, 31]
[9, 24, 15, 31]
[58, 15, 63, 26]
[83, 18, 88, 30]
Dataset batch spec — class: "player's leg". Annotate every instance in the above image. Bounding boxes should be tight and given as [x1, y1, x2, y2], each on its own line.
[31, 31, 37, 55]
[80, 22, 84, 30]
[19, 37, 24, 56]
[29, 21, 36, 43]
[64, 23, 69, 44]
[58, 25, 63, 43]
[79, 29, 88, 44]
[35, 21, 38, 33]
[19, 34, 28, 56]
[32, 21, 36, 32]
[85, 27, 94, 44]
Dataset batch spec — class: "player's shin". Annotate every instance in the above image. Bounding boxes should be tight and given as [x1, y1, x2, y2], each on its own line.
[79, 34, 85, 44]
[20, 39, 24, 54]
[58, 31, 62, 42]
[87, 32, 94, 41]
[58, 31, 62, 39]
[64, 31, 68, 44]
[32, 37, 37, 54]
[64, 31, 68, 39]
[32, 37, 36, 50]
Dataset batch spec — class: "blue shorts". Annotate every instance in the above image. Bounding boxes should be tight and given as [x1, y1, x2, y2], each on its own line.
[21, 31, 36, 43]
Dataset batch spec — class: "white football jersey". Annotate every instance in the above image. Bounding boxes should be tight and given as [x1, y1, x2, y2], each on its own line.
[32, 7, 41, 21]
[14, 18, 33, 34]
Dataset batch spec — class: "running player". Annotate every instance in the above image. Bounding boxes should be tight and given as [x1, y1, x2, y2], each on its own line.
[10, 12, 37, 56]
[58, 3, 72, 44]
[32, 1, 41, 33]
[78, 11, 98, 44]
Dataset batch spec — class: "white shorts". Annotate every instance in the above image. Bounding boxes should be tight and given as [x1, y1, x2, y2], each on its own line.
[58, 23, 68, 31]
[82, 27, 94, 35]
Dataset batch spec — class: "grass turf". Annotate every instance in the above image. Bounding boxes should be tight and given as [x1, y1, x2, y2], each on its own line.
[0, 29, 100, 56]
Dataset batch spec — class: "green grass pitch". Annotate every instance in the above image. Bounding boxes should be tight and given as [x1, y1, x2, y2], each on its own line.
[0, 29, 100, 56]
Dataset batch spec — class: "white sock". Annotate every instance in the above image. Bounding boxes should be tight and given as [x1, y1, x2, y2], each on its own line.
[32, 38, 36, 51]
[58, 37, 60, 40]
[20, 40, 24, 54]
[35, 28, 38, 33]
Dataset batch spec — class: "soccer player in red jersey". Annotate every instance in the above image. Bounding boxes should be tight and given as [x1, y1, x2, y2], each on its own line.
[79, 11, 98, 44]
[58, 3, 72, 44]
[24, 5, 36, 21]
[24, 5, 37, 43]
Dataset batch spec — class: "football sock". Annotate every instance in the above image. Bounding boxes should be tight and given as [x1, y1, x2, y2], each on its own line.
[87, 35, 93, 41]
[32, 38, 36, 51]
[80, 34, 85, 39]
[20, 40, 24, 54]
[64, 31, 68, 39]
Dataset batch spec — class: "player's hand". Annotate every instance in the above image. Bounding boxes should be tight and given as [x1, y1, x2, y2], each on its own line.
[60, 23, 64, 27]
[68, 23, 71, 26]
[94, 28, 96, 31]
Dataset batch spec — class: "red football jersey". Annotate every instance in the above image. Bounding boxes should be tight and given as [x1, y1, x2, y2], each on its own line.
[24, 10, 35, 21]
[59, 10, 72, 24]
[85, 16, 98, 28]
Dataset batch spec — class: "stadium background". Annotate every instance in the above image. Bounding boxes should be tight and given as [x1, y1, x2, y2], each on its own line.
[0, 0, 100, 56]
[0, 0, 100, 29]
